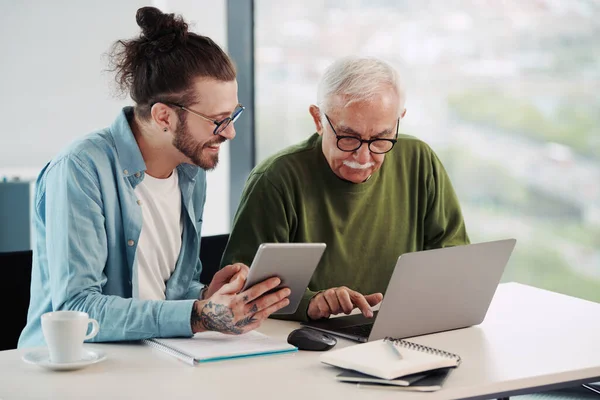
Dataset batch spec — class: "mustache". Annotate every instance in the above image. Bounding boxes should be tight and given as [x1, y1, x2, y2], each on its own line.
[343, 160, 375, 170]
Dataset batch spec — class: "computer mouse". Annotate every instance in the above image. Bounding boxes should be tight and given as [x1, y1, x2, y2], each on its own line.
[287, 327, 337, 351]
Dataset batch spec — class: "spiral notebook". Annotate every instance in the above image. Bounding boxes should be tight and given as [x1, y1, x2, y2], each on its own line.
[320, 337, 461, 380]
[143, 331, 297, 365]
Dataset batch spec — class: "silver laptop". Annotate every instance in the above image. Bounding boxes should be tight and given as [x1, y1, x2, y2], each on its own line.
[303, 239, 516, 342]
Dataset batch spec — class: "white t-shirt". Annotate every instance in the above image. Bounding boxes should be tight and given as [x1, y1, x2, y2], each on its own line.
[133, 170, 183, 300]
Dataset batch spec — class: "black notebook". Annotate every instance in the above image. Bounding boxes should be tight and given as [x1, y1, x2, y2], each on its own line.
[337, 367, 453, 392]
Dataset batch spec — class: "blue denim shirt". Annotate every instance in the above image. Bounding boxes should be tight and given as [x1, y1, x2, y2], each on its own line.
[19, 107, 206, 348]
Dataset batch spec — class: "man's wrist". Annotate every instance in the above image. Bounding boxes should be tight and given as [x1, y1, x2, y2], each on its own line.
[199, 285, 210, 300]
[191, 300, 208, 334]
[306, 290, 323, 321]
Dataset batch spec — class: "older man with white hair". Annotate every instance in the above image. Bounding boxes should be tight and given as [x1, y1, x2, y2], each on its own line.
[221, 56, 470, 321]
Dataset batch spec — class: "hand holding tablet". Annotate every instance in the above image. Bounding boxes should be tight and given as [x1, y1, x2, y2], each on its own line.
[241, 243, 327, 314]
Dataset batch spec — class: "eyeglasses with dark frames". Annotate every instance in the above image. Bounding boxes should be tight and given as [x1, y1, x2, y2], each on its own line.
[324, 114, 399, 154]
[165, 103, 245, 135]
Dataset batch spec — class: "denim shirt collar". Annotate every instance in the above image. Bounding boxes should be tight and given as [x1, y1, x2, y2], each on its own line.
[110, 107, 147, 181]
[110, 107, 199, 185]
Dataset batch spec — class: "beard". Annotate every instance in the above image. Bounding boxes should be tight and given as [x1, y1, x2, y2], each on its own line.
[172, 121, 225, 171]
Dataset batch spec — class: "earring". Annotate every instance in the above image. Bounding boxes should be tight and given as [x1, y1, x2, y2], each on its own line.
[163, 128, 168, 132]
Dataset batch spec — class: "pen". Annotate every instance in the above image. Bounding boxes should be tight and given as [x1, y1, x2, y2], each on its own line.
[386, 339, 403, 360]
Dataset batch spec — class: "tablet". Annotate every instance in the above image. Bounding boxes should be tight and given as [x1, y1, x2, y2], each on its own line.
[241, 243, 326, 315]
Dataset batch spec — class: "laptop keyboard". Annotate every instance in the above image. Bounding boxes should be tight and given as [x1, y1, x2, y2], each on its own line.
[335, 323, 374, 338]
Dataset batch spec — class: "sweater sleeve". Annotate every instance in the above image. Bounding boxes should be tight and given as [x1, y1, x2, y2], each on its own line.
[423, 149, 470, 249]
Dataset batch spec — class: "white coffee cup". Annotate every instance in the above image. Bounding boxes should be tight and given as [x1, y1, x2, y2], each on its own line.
[41, 311, 100, 363]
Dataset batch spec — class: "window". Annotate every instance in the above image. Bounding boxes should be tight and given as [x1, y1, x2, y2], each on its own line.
[255, 0, 600, 302]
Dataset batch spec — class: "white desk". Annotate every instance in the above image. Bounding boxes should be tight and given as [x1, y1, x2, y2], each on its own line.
[1, 283, 599, 400]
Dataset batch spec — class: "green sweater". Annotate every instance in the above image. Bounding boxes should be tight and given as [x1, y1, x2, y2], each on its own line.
[221, 133, 469, 321]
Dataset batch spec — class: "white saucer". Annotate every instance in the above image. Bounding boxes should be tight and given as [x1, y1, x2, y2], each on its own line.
[22, 348, 107, 371]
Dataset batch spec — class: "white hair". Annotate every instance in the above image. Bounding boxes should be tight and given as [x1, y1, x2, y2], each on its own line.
[316, 56, 406, 115]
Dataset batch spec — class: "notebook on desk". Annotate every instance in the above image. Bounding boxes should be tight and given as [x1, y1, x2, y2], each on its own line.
[321, 337, 461, 380]
[338, 367, 453, 392]
[143, 331, 297, 365]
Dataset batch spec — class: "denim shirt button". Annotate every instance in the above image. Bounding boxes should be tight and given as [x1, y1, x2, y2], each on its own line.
[127, 239, 135, 246]
[136, 200, 142, 206]
[134, 172, 141, 178]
